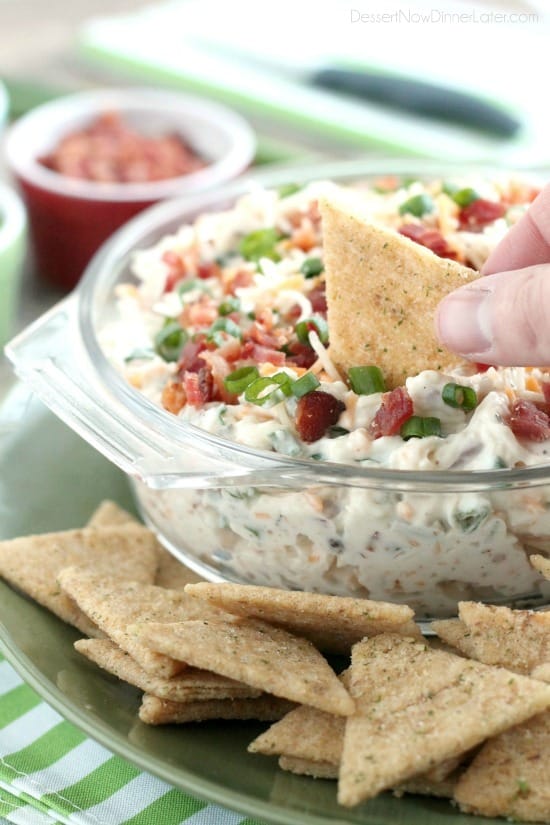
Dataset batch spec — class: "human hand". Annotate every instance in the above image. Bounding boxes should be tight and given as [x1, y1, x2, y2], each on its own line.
[435, 183, 550, 365]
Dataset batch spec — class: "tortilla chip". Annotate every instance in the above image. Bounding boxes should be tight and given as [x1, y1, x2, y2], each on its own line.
[455, 710, 550, 823]
[74, 638, 261, 702]
[184, 582, 418, 654]
[433, 602, 550, 676]
[337, 633, 550, 807]
[531, 554, 550, 581]
[58, 569, 229, 678]
[249, 704, 345, 765]
[139, 693, 295, 725]
[278, 756, 339, 780]
[319, 194, 478, 388]
[131, 618, 355, 716]
[87, 500, 138, 527]
[0, 526, 159, 635]
[394, 775, 459, 800]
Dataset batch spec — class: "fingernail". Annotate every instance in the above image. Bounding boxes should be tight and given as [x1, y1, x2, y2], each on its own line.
[436, 287, 493, 356]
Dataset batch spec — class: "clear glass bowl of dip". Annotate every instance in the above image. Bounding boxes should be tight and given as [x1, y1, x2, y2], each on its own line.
[6, 159, 550, 619]
[4, 87, 255, 290]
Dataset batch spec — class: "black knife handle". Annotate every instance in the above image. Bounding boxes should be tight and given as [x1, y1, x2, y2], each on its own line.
[312, 68, 520, 139]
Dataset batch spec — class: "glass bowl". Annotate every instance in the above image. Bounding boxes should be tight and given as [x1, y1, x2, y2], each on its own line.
[4, 87, 255, 290]
[6, 159, 550, 620]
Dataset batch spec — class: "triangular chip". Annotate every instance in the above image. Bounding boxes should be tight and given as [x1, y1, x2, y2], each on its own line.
[185, 582, 418, 654]
[249, 703, 345, 765]
[320, 194, 478, 388]
[433, 602, 550, 676]
[278, 756, 339, 780]
[87, 500, 138, 528]
[132, 618, 355, 716]
[455, 710, 550, 823]
[0, 526, 159, 635]
[531, 554, 550, 581]
[139, 693, 294, 725]
[58, 569, 229, 678]
[74, 638, 260, 702]
[337, 633, 550, 807]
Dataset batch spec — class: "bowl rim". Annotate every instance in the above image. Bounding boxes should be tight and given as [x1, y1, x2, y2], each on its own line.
[0, 182, 27, 251]
[3, 86, 256, 202]
[75, 157, 550, 491]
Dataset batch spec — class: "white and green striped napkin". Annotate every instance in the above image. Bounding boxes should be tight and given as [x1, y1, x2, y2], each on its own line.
[0, 653, 264, 825]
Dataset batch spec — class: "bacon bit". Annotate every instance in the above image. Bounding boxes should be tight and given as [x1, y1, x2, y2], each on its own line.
[183, 367, 214, 407]
[307, 284, 327, 315]
[290, 225, 317, 252]
[162, 380, 187, 414]
[177, 337, 208, 374]
[180, 296, 219, 327]
[224, 268, 254, 295]
[286, 340, 318, 369]
[398, 223, 458, 260]
[369, 386, 414, 439]
[197, 261, 222, 280]
[459, 199, 506, 231]
[295, 391, 345, 443]
[241, 340, 286, 367]
[509, 399, 550, 442]
[248, 321, 286, 350]
[162, 250, 187, 292]
[474, 362, 491, 373]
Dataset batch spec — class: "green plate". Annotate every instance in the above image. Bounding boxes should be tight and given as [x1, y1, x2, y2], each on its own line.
[0, 383, 511, 825]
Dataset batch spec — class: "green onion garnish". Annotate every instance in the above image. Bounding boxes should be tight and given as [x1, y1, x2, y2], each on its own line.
[124, 348, 156, 363]
[400, 416, 442, 440]
[224, 366, 260, 394]
[278, 183, 301, 198]
[207, 317, 242, 346]
[398, 193, 434, 218]
[442, 181, 460, 197]
[177, 278, 209, 296]
[442, 382, 478, 411]
[300, 257, 324, 278]
[295, 316, 329, 345]
[239, 228, 281, 263]
[452, 187, 480, 208]
[154, 319, 188, 362]
[218, 296, 240, 316]
[244, 373, 292, 405]
[348, 365, 386, 395]
[291, 372, 321, 398]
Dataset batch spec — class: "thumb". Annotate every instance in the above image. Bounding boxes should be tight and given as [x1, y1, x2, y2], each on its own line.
[435, 264, 550, 366]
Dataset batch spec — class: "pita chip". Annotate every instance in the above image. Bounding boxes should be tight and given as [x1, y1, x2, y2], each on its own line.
[319, 194, 478, 388]
[0, 525, 159, 635]
[139, 693, 294, 725]
[87, 500, 138, 528]
[531, 554, 550, 581]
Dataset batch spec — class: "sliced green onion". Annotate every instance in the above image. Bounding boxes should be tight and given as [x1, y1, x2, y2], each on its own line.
[154, 319, 188, 362]
[452, 187, 480, 208]
[239, 228, 281, 263]
[400, 415, 442, 440]
[398, 193, 434, 217]
[218, 296, 241, 316]
[278, 182, 301, 198]
[442, 181, 460, 197]
[291, 372, 321, 398]
[124, 348, 156, 363]
[207, 317, 242, 346]
[295, 316, 329, 345]
[327, 425, 350, 439]
[177, 278, 209, 296]
[300, 257, 324, 278]
[244, 373, 292, 405]
[224, 366, 260, 394]
[348, 365, 386, 395]
[442, 382, 478, 411]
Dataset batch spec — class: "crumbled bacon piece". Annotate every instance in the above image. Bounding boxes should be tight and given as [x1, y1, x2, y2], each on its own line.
[197, 261, 221, 280]
[308, 285, 327, 315]
[241, 340, 286, 366]
[370, 386, 414, 439]
[459, 199, 505, 231]
[183, 367, 214, 407]
[161, 380, 186, 415]
[285, 341, 318, 369]
[399, 224, 458, 260]
[295, 391, 345, 443]
[177, 337, 208, 374]
[162, 250, 186, 292]
[509, 399, 550, 442]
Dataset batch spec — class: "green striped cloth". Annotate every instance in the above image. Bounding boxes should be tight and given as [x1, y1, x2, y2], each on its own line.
[0, 653, 264, 825]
